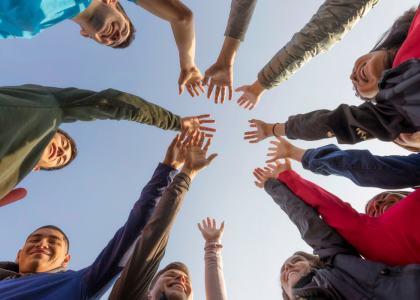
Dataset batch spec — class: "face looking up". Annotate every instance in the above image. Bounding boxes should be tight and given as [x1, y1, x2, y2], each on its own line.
[149, 269, 193, 300]
[79, 0, 130, 47]
[280, 255, 311, 299]
[366, 192, 406, 217]
[350, 50, 389, 99]
[16, 228, 70, 274]
[395, 132, 420, 148]
[33, 132, 72, 171]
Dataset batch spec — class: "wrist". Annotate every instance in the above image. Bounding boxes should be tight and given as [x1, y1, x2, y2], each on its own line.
[180, 61, 195, 72]
[180, 166, 197, 180]
[251, 80, 267, 95]
[162, 160, 183, 170]
[289, 147, 306, 163]
[217, 36, 241, 65]
[273, 123, 286, 137]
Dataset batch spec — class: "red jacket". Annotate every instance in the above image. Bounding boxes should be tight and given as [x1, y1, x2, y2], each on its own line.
[393, 6, 420, 67]
[278, 170, 420, 267]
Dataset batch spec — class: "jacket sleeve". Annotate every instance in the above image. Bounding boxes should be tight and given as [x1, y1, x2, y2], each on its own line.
[264, 178, 359, 261]
[78, 163, 179, 298]
[302, 144, 420, 189]
[108, 173, 191, 300]
[204, 240, 228, 300]
[224, 0, 258, 42]
[278, 170, 369, 255]
[258, 0, 380, 90]
[285, 101, 412, 144]
[46, 86, 182, 131]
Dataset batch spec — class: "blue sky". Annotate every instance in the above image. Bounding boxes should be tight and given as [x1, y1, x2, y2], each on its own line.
[0, 0, 417, 298]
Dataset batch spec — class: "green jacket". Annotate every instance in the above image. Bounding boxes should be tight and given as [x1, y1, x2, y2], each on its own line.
[0, 84, 182, 200]
[258, 0, 381, 90]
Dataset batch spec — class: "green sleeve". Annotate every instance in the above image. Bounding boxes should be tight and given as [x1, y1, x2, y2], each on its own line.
[46, 87, 182, 131]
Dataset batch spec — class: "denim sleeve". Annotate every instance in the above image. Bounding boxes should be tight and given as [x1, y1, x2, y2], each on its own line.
[302, 144, 420, 189]
[77, 163, 178, 299]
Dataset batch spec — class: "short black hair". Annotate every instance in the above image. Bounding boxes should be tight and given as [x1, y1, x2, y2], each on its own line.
[40, 128, 78, 171]
[353, 7, 418, 100]
[113, 2, 136, 49]
[27, 225, 70, 254]
[149, 262, 190, 291]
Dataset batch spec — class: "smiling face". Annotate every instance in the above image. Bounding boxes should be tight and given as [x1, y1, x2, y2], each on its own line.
[366, 192, 406, 217]
[395, 132, 420, 148]
[16, 228, 70, 274]
[350, 50, 389, 99]
[149, 269, 193, 300]
[280, 255, 311, 299]
[79, 1, 130, 47]
[33, 132, 72, 171]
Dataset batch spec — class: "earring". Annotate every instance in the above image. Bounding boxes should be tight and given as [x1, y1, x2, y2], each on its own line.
[16, 260, 19, 263]
[61, 263, 65, 267]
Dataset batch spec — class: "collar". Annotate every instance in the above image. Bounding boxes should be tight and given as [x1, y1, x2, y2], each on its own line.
[0, 261, 68, 281]
[292, 270, 338, 300]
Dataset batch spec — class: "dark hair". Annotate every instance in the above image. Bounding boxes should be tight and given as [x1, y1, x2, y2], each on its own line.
[27, 225, 70, 254]
[40, 129, 78, 171]
[281, 251, 325, 300]
[149, 262, 190, 291]
[364, 190, 412, 213]
[113, 2, 136, 49]
[353, 7, 418, 100]
[393, 140, 420, 153]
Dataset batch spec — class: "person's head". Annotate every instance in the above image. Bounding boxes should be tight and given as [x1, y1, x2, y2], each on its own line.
[33, 129, 78, 172]
[16, 225, 70, 274]
[350, 7, 417, 99]
[148, 262, 193, 300]
[281, 251, 325, 300]
[394, 132, 420, 153]
[365, 190, 411, 217]
[75, 0, 136, 48]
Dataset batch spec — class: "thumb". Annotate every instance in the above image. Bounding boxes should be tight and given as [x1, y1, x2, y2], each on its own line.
[276, 136, 286, 142]
[285, 158, 292, 167]
[202, 74, 210, 86]
[220, 221, 225, 232]
[234, 86, 245, 92]
[179, 83, 184, 95]
[206, 153, 218, 164]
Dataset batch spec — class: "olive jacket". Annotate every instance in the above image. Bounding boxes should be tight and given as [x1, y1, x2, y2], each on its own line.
[0, 84, 182, 201]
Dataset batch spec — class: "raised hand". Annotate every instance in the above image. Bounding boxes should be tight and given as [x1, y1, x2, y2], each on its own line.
[266, 159, 293, 179]
[179, 65, 206, 97]
[198, 217, 225, 242]
[162, 129, 189, 169]
[244, 119, 273, 143]
[266, 136, 306, 163]
[253, 167, 273, 188]
[202, 63, 233, 104]
[181, 131, 218, 179]
[181, 114, 217, 137]
[235, 80, 266, 111]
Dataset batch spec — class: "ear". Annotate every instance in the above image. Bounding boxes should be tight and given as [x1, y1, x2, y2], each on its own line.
[79, 28, 90, 38]
[32, 166, 40, 171]
[62, 254, 71, 267]
[15, 250, 22, 264]
[147, 290, 152, 299]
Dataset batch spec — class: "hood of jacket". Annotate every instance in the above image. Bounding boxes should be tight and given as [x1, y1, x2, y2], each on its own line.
[0, 261, 68, 281]
[292, 270, 340, 300]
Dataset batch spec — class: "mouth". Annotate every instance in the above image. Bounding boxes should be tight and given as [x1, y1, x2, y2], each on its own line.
[103, 22, 114, 38]
[169, 282, 186, 293]
[381, 203, 393, 215]
[48, 143, 57, 160]
[287, 270, 298, 281]
[30, 250, 49, 256]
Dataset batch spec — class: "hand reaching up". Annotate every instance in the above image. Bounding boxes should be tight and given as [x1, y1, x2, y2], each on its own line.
[181, 131, 218, 179]
[266, 136, 306, 163]
[244, 119, 272, 143]
[162, 129, 189, 169]
[266, 159, 293, 179]
[179, 65, 206, 97]
[198, 217, 225, 242]
[235, 80, 266, 111]
[181, 115, 217, 137]
[202, 63, 233, 104]
[253, 167, 273, 188]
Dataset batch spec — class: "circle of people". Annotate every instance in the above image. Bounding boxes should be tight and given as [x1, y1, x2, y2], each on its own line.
[0, 0, 419, 299]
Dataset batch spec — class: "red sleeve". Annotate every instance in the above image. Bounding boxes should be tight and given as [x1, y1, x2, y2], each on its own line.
[0, 188, 27, 208]
[393, 7, 420, 67]
[278, 170, 369, 254]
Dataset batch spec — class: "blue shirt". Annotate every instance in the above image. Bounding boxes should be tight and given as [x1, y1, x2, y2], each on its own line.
[0, 0, 92, 39]
[0, 163, 178, 300]
[302, 144, 420, 189]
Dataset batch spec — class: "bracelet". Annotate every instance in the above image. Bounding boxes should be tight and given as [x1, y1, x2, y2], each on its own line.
[273, 123, 280, 137]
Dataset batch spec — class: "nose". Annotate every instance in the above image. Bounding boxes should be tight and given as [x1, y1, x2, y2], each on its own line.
[111, 30, 121, 42]
[350, 70, 357, 81]
[56, 146, 64, 157]
[174, 273, 186, 283]
[35, 239, 48, 248]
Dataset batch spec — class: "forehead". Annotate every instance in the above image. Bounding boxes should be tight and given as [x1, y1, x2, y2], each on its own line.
[162, 269, 189, 278]
[282, 255, 304, 269]
[28, 228, 64, 240]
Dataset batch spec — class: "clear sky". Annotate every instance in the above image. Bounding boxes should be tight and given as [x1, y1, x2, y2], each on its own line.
[0, 0, 417, 299]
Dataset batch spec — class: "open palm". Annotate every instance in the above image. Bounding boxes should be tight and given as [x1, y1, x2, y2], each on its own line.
[198, 217, 225, 241]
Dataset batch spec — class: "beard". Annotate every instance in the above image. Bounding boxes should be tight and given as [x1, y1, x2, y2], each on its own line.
[87, 6, 107, 32]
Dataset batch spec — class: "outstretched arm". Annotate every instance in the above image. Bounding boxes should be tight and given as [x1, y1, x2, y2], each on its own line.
[198, 218, 228, 300]
[130, 0, 205, 97]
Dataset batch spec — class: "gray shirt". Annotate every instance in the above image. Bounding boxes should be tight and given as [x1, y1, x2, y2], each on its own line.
[224, 0, 258, 42]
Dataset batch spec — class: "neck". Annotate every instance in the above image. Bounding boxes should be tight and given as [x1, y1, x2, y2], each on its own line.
[70, 0, 98, 25]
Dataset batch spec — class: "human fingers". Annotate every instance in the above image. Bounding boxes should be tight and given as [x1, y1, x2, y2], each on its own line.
[204, 133, 215, 138]
[267, 164, 276, 170]
[266, 156, 278, 163]
[199, 126, 217, 133]
[213, 218, 217, 229]
[203, 219, 208, 229]
[237, 94, 245, 104]
[206, 153, 218, 164]
[244, 130, 258, 135]
[179, 129, 188, 144]
[179, 83, 184, 95]
[215, 86, 221, 104]
[197, 81, 206, 93]
[238, 98, 248, 107]
[197, 223, 204, 232]
[244, 135, 257, 140]
[275, 160, 281, 166]
[198, 131, 205, 148]
[268, 147, 277, 151]
[196, 114, 212, 119]
[285, 157, 292, 168]
[253, 171, 263, 182]
[207, 83, 215, 99]
[220, 221, 225, 232]
[203, 138, 212, 152]
[193, 132, 202, 147]
[221, 87, 226, 104]
[192, 84, 201, 97]
[202, 74, 210, 86]
[270, 141, 280, 146]
[244, 101, 252, 110]
[170, 134, 180, 148]
[228, 86, 233, 101]
[249, 104, 255, 111]
[199, 119, 216, 124]
[186, 85, 195, 98]
[207, 217, 212, 228]
[234, 86, 245, 92]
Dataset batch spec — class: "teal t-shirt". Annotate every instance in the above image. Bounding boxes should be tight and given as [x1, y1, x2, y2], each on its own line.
[0, 0, 92, 39]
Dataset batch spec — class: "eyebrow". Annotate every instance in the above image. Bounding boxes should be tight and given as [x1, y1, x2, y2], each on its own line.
[28, 234, 63, 241]
[59, 135, 70, 166]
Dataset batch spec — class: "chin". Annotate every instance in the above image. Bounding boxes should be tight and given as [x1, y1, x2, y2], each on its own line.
[165, 290, 188, 300]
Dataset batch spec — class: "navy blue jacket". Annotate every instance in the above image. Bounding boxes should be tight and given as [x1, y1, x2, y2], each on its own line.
[0, 163, 178, 300]
[302, 144, 420, 189]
